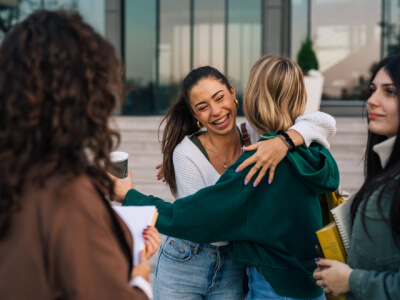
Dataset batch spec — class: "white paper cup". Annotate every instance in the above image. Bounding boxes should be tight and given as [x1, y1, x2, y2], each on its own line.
[110, 151, 129, 178]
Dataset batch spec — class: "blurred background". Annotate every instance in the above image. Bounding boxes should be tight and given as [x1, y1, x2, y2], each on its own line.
[1, 0, 399, 116]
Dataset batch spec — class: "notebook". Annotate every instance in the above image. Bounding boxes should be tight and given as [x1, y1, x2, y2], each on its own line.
[330, 196, 353, 253]
[316, 222, 347, 262]
[113, 206, 158, 265]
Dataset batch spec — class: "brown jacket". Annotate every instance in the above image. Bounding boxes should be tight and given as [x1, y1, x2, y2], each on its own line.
[0, 175, 148, 300]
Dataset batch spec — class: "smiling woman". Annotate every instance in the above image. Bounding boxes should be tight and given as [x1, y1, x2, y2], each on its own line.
[189, 77, 241, 174]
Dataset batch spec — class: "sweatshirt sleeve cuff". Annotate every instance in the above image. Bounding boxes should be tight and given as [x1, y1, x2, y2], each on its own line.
[123, 189, 148, 206]
[348, 268, 366, 298]
[129, 276, 153, 299]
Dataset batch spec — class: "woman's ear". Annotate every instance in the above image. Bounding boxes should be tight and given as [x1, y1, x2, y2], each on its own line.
[230, 85, 236, 99]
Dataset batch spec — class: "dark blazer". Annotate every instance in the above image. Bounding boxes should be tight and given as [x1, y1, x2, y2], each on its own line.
[0, 174, 148, 300]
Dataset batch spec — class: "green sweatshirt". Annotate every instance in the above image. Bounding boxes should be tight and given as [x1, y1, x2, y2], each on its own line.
[124, 139, 339, 298]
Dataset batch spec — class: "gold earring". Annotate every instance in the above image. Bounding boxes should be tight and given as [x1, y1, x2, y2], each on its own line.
[234, 99, 239, 108]
[197, 120, 204, 129]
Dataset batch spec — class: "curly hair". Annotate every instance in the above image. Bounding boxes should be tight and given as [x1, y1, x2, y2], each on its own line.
[0, 10, 122, 235]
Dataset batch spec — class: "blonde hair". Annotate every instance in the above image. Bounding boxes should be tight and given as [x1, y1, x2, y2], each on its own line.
[243, 55, 307, 133]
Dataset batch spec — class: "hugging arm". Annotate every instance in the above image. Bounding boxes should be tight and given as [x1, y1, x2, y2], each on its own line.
[238, 111, 336, 185]
[124, 168, 253, 244]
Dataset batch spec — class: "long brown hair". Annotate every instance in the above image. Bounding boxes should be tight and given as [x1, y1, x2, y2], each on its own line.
[243, 55, 306, 133]
[350, 55, 400, 247]
[160, 66, 232, 196]
[0, 10, 122, 236]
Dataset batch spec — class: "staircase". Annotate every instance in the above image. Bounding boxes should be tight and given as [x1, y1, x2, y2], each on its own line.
[328, 117, 368, 195]
[112, 116, 174, 203]
[113, 116, 367, 197]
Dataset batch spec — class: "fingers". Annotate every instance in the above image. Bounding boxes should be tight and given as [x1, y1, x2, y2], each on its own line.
[315, 258, 334, 268]
[138, 250, 147, 263]
[132, 251, 150, 281]
[156, 170, 164, 181]
[236, 156, 257, 174]
[253, 165, 269, 187]
[143, 226, 161, 259]
[316, 278, 332, 294]
[155, 163, 165, 182]
[243, 163, 262, 186]
[267, 165, 276, 184]
[108, 172, 117, 181]
[237, 138, 288, 186]
[242, 142, 262, 151]
[313, 267, 323, 279]
[316, 279, 325, 287]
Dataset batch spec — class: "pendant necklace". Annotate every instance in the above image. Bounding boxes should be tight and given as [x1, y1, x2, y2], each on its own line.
[204, 133, 242, 169]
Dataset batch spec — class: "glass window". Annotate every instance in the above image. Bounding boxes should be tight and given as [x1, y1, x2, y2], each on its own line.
[193, 0, 225, 71]
[291, 0, 309, 60]
[0, 0, 105, 40]
[158, 0, 191, 112]
[226, 0, 261, 107]
[312, 0, 381, 100]
[124, 0, 157, 114]
[75, 0, 105, 35]
[382, 0, 400, 57]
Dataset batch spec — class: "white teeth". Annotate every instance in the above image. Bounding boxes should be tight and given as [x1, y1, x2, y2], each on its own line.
[213, 115, 228, 125]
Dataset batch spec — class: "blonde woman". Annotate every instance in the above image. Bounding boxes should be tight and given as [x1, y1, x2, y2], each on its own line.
[115, 55, 339, 299]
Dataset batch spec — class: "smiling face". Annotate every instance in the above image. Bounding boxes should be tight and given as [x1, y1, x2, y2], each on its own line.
[367, 68, 399, 138]
[189, 78, 237, 137]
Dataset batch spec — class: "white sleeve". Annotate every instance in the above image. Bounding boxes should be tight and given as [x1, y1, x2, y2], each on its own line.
[289, 111, 336, 148]
[129, 276, 152, 299]
[173, 147, 208, 198]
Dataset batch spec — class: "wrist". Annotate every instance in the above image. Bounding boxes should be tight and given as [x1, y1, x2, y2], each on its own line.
[286, 129, 305, 146]
[276, 130, 296, 152]
[276, 135, 291, 151]
[343, 268, 353, 291]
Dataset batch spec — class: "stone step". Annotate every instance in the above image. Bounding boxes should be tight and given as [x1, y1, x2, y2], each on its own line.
[113, 116, 368, 196]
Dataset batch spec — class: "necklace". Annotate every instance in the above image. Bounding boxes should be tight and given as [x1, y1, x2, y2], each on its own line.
[203, 132, 243, 169]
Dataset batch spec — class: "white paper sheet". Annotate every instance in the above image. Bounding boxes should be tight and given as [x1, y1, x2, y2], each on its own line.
[113, 206, 157, 265]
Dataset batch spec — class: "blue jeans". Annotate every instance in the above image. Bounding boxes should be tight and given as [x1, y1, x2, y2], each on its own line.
[246, 266, 326, 300]
[153, 237, 246, 300]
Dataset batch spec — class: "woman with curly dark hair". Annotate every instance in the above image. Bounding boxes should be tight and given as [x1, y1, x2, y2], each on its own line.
[0, 10, 158, 299]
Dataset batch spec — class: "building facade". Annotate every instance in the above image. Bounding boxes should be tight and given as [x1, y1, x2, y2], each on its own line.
[1, 0, 399, 115]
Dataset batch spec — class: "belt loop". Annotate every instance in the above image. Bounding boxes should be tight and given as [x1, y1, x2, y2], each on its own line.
[192, 243, 200, 255]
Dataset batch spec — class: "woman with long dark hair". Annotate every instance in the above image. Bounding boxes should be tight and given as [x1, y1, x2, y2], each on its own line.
[0, 10, 158, 299]
[313, 55, 400, 300]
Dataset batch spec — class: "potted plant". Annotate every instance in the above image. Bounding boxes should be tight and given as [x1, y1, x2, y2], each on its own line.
[297, 37, 324, 113]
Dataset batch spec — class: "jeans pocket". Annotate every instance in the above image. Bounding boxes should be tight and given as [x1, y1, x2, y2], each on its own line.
[161, 237, 193, 262]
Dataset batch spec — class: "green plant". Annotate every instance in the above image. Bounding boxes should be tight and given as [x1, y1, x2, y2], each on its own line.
[297, 37, 319, 74]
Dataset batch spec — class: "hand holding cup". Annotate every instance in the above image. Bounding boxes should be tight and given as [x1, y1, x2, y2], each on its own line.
[109, 171, 134, 203]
